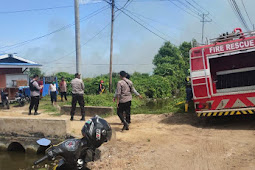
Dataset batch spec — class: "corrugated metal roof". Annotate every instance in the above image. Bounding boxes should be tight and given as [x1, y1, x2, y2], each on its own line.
[0, 54, 42, 68]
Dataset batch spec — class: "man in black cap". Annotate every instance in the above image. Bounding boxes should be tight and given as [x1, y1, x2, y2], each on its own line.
[29, 74, 43, 115]
[116, 71, 142, 131]
[70, 73, 85, 121]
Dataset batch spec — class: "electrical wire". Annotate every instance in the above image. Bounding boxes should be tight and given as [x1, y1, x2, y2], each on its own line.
[167, 0, 200, 20]
[0, 5, 73, 14]
[0, 5, 109, 51]
[43, 1, 136, 69]
[241, 0, 253, 29]
[176, 0, 200, 17]
[42, 22, 111, 66]
[123, 8, 201, 35]
[190, 0, 209, 14]
[228, 0, 250, 31]
[41, 1, 130, 67]
[184, 0, 204, 14]
[116, 0, 133, 11]
[123, 8, 179, 43]
[116, 7, 168, 41]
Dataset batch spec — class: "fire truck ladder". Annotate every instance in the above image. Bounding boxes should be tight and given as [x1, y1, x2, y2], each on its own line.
[202, 48, 211, 99]
[191, 49, 211, 100]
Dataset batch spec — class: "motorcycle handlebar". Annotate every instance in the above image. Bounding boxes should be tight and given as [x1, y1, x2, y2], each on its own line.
[34, 155, 48, 165]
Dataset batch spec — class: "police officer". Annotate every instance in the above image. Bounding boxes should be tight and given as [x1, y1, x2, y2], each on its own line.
[29, 74, 43, 115]
[70, 73, 85, 121]
[116, 71, 142, 131]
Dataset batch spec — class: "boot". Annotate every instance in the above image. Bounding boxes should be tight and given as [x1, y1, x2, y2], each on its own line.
[34, 112, 40, 115]
[122, 121, 129, 131]
[80, 116, 85, 121]
[70, 116, 74, 121]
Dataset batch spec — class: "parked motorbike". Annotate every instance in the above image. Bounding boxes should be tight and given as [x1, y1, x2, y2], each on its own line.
[15, 89, 30, 106]
[34, 138, 99, 170]
[34, 116, 112, 170]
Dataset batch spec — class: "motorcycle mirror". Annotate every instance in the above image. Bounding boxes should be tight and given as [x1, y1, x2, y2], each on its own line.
[36, 138, 51, 146]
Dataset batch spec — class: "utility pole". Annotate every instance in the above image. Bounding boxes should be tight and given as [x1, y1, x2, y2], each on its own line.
[109, 0, 115, 92]
[200, 13, 212, 44]
[74, 0, 82, 76]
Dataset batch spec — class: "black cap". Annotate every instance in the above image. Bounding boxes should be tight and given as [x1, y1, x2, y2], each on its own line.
[119, 71, 127, 77]
[75, 73, 80, 78]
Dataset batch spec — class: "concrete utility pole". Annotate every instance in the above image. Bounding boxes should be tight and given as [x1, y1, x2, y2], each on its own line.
[74, 0, 82, 76]
[109, 0, 115, 92]
[200, 13, 212, 44]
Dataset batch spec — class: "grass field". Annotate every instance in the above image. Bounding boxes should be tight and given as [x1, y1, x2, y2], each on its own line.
[39, 93, 190, 115]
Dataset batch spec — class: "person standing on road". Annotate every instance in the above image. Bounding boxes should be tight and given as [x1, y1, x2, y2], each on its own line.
[49, 81, 57, 105]
[116, 71, 142, 131]
[29, 74, 43, 115]
[59, 77, 67, 101]
[1, 88, 9, 109]
[70, 73, 85, 121]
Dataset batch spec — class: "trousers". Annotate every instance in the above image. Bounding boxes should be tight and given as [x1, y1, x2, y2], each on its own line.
[117, 101, 131, 124]
[29, 96, 40, 112]
[70, 94, 85, 117]
[50, 91, 57, 103]
[61, 92, 67, 101]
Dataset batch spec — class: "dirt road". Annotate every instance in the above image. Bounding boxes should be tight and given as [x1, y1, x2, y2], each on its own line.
[1, 106, 255, 170]
[88, 114, 255, 170]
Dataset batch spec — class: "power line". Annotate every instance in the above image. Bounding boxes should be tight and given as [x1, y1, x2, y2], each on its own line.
[184, 0, 204, 14]
[123, 8, 179, 43]
[228, 0, 250, 31]
[176, 0, 201, 17]
[167, 0, 200, 20]
[190, 0, 209, 14]
[42, 3, 129, 68]
[123, 8, 201, 35]
[0, 5, 109, 51]
[117, 6, 168, 41]
[42, 22, 111, 66]
[241, 0, 253, 29]
[0, 5, 73, 14]
[116, 0, 133, 11]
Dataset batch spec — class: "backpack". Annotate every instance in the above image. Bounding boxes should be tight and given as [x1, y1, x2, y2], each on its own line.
[29, 80, 35, 91]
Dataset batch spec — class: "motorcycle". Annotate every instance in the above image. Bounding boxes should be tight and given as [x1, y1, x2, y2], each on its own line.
[34, 138, 101, 170]
[34, 116, 112, 170]
[15, 88, 30, 106]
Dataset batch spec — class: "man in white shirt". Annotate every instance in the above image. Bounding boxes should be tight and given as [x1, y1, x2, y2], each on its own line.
[49, 81, 57, 105]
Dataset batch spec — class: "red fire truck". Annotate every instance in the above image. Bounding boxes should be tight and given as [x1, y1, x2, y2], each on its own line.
[190, 28, 255, 117]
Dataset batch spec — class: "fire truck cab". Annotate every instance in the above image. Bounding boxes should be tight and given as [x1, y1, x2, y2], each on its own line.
[190, 28, 255, 117]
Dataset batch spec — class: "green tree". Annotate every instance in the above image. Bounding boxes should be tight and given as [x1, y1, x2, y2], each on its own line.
[152, 41, 187, 95]
[153, 42, 185, 77]
[179, 41, 192, 75]
[26, 68, 44, 77]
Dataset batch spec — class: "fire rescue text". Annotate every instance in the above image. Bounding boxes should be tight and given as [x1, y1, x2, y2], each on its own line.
[209, 39, 255, 54]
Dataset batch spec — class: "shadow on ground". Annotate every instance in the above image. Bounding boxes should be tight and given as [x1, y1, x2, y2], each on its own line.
[160, 112, 255, 130]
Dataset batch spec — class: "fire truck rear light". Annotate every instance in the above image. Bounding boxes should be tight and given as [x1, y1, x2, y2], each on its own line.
[196, 103, 211, 109]
[197, 104, 204, 109]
